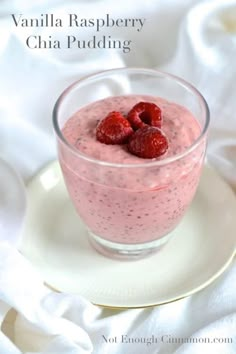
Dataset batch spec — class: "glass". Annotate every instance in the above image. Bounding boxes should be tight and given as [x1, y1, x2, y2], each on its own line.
[53, 68, 210, 260]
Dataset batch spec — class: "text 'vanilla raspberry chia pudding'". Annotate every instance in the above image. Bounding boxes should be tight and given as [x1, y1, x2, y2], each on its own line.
[59, 94, 206, 250]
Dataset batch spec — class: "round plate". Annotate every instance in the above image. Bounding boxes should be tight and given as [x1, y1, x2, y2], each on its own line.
[19, 161, 236, 308]
[0, 158, 26, 247]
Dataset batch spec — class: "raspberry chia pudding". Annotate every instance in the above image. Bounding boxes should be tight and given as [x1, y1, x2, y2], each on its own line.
[59, 95, 205, 250]
[53, 68, 209, 258]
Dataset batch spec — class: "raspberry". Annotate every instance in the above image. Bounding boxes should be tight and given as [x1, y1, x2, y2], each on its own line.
[127, 102, 162, 130]
[128, 126, 168, 159]
[96, 111, 133, 145]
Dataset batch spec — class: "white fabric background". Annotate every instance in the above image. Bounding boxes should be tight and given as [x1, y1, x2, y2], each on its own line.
[0, 0, 236, 353]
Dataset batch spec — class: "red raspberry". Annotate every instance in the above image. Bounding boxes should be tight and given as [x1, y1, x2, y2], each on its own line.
[127, 102, 162, 130]
[128, 126, 168, 159]
[96, 111, 133, 145]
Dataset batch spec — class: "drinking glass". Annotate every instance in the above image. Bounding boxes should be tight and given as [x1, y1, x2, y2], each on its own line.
[53, 68, 210, 259]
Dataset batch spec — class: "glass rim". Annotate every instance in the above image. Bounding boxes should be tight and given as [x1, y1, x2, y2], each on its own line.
[52, 67, 210, 168]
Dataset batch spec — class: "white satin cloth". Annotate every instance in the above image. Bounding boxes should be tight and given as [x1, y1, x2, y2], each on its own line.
[0, 0, 236, 353]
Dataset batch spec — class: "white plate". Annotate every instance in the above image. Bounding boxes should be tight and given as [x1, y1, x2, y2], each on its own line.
[0, 158, 26, 246]
[19, 161, 236, 308]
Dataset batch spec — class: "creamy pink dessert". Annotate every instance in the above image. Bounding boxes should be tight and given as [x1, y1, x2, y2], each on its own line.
[59, 95, 205, 244]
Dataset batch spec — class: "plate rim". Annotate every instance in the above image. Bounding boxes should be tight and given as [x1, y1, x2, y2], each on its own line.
[45, 253, 235, 309]
[22, 160, 236, 309]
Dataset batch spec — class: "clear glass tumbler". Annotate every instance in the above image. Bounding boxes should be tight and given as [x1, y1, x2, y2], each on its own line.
[53, 68, 210, 259]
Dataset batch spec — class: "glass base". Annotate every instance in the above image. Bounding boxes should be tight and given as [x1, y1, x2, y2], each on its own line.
[88, 231, 173, 260]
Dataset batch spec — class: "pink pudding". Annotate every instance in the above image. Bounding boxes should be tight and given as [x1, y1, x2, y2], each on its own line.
[59, 95, 206, 245]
